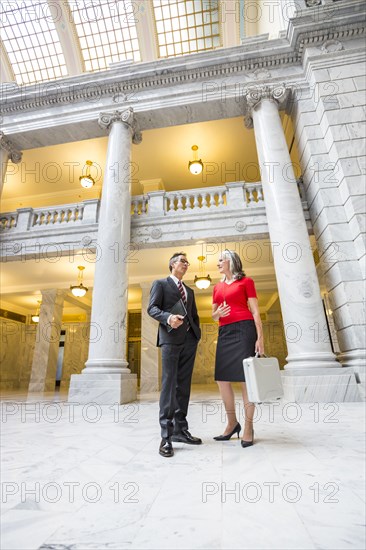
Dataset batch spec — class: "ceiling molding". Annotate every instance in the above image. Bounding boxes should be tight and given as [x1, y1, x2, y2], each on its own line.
[264, 291, 279, 313]
[64, 293, 91, 312]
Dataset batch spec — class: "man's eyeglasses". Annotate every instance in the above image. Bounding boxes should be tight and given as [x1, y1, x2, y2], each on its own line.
[176, 258, 190, 266]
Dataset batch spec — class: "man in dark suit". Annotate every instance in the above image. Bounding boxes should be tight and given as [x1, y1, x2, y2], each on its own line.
[148, 252, 202, 457]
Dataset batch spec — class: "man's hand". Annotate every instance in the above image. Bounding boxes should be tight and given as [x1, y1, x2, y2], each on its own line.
[169, 314, 185, 329]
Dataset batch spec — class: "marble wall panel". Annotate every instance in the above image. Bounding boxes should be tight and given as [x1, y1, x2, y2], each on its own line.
[292, 52, 366, 369]
[61, 323, 90, 389]
[28, 290, 65, 392]
[140, 284, 161, 393]
[192, 320, 288, 384]
[193, 323, 218, 384]
[262, 320, 288, 368]
[0, 319, 36, 390]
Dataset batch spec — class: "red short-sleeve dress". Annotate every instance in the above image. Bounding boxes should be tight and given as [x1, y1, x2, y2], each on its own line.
[212, 277, 258, 382]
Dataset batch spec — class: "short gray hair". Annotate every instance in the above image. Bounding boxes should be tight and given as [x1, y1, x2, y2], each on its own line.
[169, 252, 186, 272]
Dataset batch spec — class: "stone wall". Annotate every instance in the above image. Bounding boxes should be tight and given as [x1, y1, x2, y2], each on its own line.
[262, 319, 288, 368]
[292, 42, 366, 371]
[192, 319, 288, 384]
[0, 319, 36, 390]
[60, 323, 90, 389]
[193, 323, 218, 384]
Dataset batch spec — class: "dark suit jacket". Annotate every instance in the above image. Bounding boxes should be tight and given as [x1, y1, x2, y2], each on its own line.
[147, 277, 201, 346]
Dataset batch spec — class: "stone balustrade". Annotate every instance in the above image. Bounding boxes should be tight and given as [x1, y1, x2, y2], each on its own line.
[129, 182, 266, 218]
[1, 182, 265, 231]
[164, 186, 227, 213]
[131, 196, 148, 216]
[0, 212, 17, 230]
[0, 180, 310, 260]
[32, 204, 84, 226]
[0, 199, 100, 235]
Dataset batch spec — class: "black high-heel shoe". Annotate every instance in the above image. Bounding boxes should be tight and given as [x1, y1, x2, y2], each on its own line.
[213, 422, 241, 441]
[241, 428, 254, 448]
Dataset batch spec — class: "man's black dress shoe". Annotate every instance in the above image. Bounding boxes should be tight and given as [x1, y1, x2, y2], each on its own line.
[159, 438, 174, 457]
[171, 429, 202, 445]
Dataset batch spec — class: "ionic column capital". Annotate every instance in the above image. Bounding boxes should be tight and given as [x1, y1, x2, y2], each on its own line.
[243, 84, 291, 129]
[98, 108, 142, 144]
[0, 131, 22, 163]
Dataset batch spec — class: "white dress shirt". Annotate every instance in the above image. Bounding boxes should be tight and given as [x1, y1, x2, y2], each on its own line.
[168, 275, 187, 326]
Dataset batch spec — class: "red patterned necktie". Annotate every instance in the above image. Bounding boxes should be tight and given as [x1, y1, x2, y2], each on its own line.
[177, 279, 187, 307]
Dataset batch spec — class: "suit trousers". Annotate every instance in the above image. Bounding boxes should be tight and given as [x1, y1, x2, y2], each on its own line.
[159, 329, 198, 439]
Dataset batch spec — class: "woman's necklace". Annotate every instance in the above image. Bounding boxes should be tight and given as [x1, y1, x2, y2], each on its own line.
[223, 276, 235, 306]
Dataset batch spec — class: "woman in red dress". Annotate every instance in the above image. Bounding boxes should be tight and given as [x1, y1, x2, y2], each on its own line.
[212, 249, 264, 447]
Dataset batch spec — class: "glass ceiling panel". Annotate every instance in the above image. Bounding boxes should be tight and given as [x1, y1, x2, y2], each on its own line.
[69, 0, 141, 72]
[152, 0, 221, 58]
[0, 0, 68, 85]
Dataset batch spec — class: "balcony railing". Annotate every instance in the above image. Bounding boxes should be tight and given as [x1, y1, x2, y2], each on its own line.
[0, 180, 308, 258]
[129, 181, 267, 218]
[32, 204, 85, 226]
[1, 181, 269, 233]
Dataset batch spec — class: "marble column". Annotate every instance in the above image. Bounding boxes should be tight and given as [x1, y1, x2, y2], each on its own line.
[243, 86, 361, 401]
[140, 283, 161, 393]
[28, 290, 65, 393]
[0, 131, 22, 197]
[244, 85, 341, 371]
[68, 108, 141, 404]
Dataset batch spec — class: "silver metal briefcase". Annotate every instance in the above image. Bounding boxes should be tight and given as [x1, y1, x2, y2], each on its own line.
[243, 355, 284, 403]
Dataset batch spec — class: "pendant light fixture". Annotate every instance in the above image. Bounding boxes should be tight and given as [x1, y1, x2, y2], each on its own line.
[79, 160, 95, 188]
[194, 255, 212, 290]
[188, 145, 203, 175]
[70, 266, 88, 297]
[31, 300, 41, 323]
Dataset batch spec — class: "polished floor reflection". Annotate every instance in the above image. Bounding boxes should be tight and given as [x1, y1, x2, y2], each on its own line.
[1, 386, 365, 550]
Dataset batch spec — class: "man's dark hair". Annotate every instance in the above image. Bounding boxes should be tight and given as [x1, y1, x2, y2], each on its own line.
[169, 252, 187, 272]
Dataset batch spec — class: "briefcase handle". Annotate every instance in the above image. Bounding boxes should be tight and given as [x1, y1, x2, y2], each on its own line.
[255, 352, 268, 358]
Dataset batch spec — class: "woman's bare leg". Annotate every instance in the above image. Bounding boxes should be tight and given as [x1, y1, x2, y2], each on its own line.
[216, 381, 239, 435]
[240, 383, 255, 441]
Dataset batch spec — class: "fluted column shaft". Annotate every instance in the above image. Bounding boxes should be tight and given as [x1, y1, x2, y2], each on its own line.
[0, 132, 22, 197]
[245, 86, 339, 370]
[84, 108, 141, 374]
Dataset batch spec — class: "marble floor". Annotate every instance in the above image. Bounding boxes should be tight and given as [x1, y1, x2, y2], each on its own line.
[0, 385, 365, 550]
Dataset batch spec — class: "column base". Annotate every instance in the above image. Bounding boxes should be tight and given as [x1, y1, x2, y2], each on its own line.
[284, 351, 340, 370]
[282, 367, 362, 403]
[338, 351, 366, 401]
[338, 350, 366, 373]
[83, 358, 131, 374]
[68, 372, 137, 404]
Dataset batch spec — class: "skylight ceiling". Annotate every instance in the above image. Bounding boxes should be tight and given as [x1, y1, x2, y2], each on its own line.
[0, 0, 230, 87]
[0, 0, 68, 86]
[152, 0, 221, 57]
[69, 0, 141, 72]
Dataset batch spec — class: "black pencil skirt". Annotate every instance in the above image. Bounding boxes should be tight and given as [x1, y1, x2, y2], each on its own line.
[214, 320, 257, 382]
